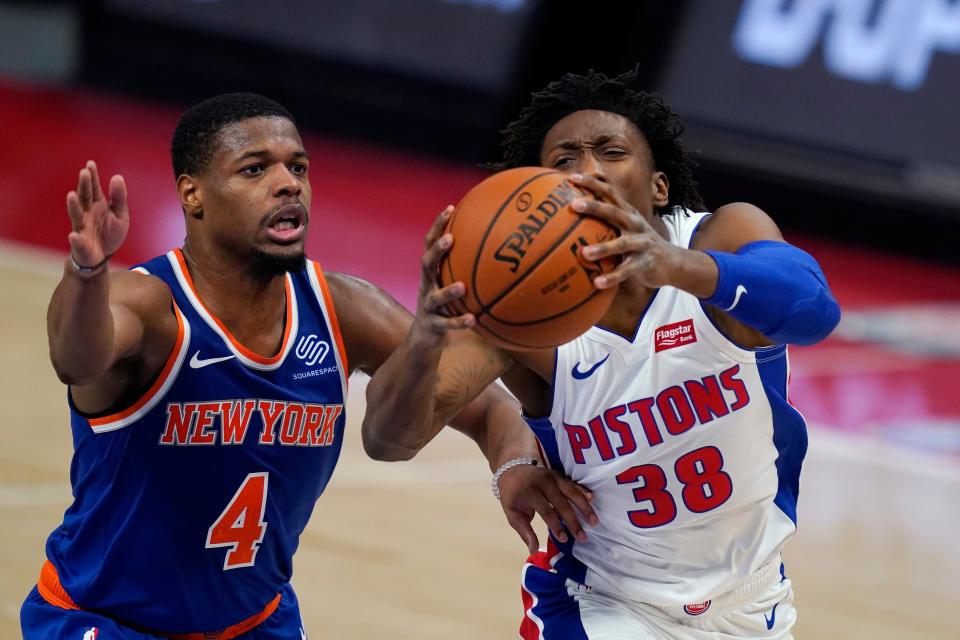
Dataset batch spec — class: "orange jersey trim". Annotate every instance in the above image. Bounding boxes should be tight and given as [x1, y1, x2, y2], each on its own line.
[37, 560, 281, 639]
[310, 262, 349, 376]
[165, 593, 281, 640]
[172, 248, 294, 366]
[88, 301, 187, 430]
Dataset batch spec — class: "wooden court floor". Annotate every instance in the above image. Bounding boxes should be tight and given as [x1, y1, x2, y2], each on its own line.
[1, 242, 957, 639]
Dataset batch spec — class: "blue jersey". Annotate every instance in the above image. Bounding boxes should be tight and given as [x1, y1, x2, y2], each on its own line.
[43, 249, 348, 634]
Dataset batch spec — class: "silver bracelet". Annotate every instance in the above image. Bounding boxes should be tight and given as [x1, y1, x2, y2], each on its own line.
[491, 457, 539, 500]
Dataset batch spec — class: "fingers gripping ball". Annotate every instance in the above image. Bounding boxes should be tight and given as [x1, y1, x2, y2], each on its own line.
[439, 167, 619, 350]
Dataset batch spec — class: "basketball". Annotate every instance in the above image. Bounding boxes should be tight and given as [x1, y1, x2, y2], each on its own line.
[439, 167, 619, 350]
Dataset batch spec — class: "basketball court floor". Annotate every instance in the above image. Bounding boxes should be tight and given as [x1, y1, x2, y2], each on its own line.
[1, 81, 958, 638]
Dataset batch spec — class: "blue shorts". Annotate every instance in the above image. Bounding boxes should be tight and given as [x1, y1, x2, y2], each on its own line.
[21, 582, 309, 639]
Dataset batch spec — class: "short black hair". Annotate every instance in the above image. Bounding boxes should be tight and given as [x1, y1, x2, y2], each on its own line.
[171, 92, 295, 179]
[493, 67, 706, 214]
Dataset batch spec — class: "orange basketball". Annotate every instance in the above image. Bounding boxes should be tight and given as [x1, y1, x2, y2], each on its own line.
[439, 166, 619, 350]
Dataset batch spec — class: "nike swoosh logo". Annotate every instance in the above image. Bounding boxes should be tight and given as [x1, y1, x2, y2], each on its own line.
[189, 351, 236, 369]
[764, 602, 778, 630]
[723, 284, 748, 311]
[571, 354, 609, 380]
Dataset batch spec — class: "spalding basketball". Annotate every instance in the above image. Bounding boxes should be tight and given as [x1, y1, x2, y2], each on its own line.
[439, 166, 619, 350]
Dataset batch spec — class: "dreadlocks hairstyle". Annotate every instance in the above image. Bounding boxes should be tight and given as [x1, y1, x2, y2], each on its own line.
[493, 67, 706, 214]
[171, 93, 296, 179]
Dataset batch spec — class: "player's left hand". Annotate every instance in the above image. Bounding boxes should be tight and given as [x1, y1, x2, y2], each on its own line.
[496, 464, 598, 554]
[67, 160, 129, 268]
[568, 173, 684, 290]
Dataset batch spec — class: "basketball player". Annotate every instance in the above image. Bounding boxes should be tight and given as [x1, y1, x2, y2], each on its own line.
[363, 68, 841, 638]
[20, 93, 594, 639]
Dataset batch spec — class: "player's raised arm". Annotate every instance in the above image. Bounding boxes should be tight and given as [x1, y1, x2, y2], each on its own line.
[358, 206, 513, 461]
[47, 161, 175, 402]
[570, 173, 840, 348]
[691, 202, 841, 346]
[345, 211, 597, 552]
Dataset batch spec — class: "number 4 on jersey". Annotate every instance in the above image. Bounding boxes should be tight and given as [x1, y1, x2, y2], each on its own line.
[206, 472, 269, 570]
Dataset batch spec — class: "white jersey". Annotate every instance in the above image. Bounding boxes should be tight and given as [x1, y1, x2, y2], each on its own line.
[524, 208, 805, 607]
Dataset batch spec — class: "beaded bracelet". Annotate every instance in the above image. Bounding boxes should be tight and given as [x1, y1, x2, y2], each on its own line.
[491, 457, 539, 500]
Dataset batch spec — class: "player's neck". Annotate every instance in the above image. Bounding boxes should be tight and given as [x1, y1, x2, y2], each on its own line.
[180, 243, 289, 354]
[598, 280, 657, 339]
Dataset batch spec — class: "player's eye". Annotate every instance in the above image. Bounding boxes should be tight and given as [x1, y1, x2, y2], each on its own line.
[240, 164, 264, 175]
[603, 147, 627, 158]
[290, 163, 308, 176]
[552, 156, 574, 168]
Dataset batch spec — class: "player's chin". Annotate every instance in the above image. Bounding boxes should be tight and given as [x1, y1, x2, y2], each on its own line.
[250, 244, 307, 278]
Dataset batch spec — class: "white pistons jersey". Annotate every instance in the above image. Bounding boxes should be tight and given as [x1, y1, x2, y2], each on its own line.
[524, 209, 806, 607]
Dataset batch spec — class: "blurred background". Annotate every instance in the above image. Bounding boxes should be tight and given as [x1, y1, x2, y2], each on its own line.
[1, 0, 958, 638]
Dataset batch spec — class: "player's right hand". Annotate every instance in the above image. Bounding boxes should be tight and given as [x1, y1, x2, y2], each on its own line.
[497, 464, 599, 554]
[413, 206, 476, 346]
[66, 160, 129, 268]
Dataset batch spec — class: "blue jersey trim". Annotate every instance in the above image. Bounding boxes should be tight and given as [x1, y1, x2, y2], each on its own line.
[688, 213, 712, 249]
[523, 416, 563, 471]
[521, 415, 590, 584]
[755, 346, 807, 524]
[523, 416, 587, 584]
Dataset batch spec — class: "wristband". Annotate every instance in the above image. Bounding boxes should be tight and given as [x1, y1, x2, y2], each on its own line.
[70, 253, 111, 275]
[491, 457, 538, 500]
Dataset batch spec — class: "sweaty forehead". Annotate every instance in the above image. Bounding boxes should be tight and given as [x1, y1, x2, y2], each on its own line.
[542, 109, 645, 149]
[214, 116, 302, 157]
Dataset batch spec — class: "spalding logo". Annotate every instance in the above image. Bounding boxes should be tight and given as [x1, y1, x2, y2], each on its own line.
[493, 179, 580, 273]
[516, 191, 533, 212]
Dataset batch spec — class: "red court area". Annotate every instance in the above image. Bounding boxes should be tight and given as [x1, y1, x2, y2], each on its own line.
[2, 79, 959, 458]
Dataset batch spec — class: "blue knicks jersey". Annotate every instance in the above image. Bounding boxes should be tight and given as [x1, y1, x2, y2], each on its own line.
[44, 249, 348, 634]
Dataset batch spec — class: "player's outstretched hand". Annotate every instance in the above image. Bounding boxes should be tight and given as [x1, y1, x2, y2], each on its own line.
[66, 160, 129, 269]
[413, 206, 476, 346]
[568, 173, 683, 290]
[497, 464, 598, 554]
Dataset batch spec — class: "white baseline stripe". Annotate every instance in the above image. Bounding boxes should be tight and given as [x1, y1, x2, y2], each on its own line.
[808, 423, 960, 483]
[0, 459, 487, 508]
[0, 239, 130, 275]
[0, 483, 71, 508]
[329, 459, 487, 487]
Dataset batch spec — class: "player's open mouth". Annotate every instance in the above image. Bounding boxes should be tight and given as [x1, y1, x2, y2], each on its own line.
[265, 204, 307, 242]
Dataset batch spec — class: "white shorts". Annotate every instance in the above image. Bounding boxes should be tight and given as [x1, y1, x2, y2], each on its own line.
[520, 554, 795, 639]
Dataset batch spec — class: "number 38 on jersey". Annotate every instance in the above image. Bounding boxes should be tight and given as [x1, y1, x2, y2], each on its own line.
[616, 446, 733, 528]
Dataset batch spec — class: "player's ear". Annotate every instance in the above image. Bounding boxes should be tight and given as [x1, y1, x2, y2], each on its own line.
[652, 171, 669, 208]
[178, 174, 203, 219]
